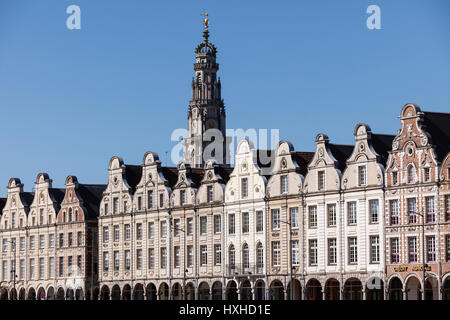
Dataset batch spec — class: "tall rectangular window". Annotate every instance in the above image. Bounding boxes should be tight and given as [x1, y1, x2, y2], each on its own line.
[59, 257, 65, 276]
[103, 252, 109, 271]
[136, 249, 142, 270]
[228, 214, 235, 234]
[392, 171, 398, 185]
[391, 238, 400, 263]
[327, 204, 336, 227]
[136, 223, 142, 240]
[358, 165, 367, 186]
[328, 238, 337, 265]
[187, 246, 193, 267]
[214, 244, 221, 266]
[148, 190, 153, 209]
[124, 224, 130, 241]
[200, 216, 207, 235]
[113, 197, 119, 214]
[407, 198, 417, 224]
[200, 245, 207, 266]
[160, 248, 167, 268]
[137, 196, 142, 211]
[445, 195, 450, 221]
[174, 246, 180, 268]
[20, 237, 26, 251]
[370, 235, 380, 263]
[408, 237, 418, 263]
[77, 231, 82, 246]
[114, 251, 119, 271]
[446, 235, 450, 262]
[159, 193, 164, 208]
[180, 190, 186, 206]
[390, 200, 399, 225]
[241, 178, 248, 198]
[256, 211, 264, 232]
[39, 257, 44, 279]
[29, 258, 35, 280]
[281, 175, 288, 194]
[309, 239, 318, 266]
[39, 235, 45, 249]
[58, 234, 63, 248]
[308, 206, 317, 228]
[20, 260, 25, 280]
[425, 196, 435, 223]
[68, 256, 73, 276]
[68, 232, 73, 247]
[207, 186, 214, 203]
[214, 215, 221, 234]
[30, 235, 35, 250]
[290, 207, 299, 228]
[242, 212, 249, 233]
[318, 170, 325, 190]
[49, 257, 55, 279]
[103, 226, 109, 242]
[114, 225, 119, 241]
[369, 200, 379, 223]
[272, 241, 281, 267]
[2, 261, 8, 281]
[147, 222, 154, 239]
[291, 240, 299, 266]
[173, 219, 180, 236]
[161, 221, 167, 238]
[424, 167, 431, 182]
[347, 202, 357, 225]
[348, 237, 358, 264]
[271, 209, 280, 230]
[426, 236, 436, 262]
[148, 248, 155, 269]
[186, 218, 193, 235]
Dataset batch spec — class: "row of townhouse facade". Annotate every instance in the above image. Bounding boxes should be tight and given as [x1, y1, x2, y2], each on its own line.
[0, 21, 450, 301]
[95, 104, 450, 302]
[0, 105, 449, 301]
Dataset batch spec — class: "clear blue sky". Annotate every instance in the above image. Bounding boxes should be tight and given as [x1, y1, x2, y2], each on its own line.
[0, 0, 449, 195]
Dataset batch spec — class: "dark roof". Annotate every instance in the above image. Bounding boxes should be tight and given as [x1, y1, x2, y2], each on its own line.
[78, 184, 107, 220]
[0, 198, 7, 213]
[190, 168, 206, 187]
[215, 166, 233, 183]
[20, 192, 35, 208]
[371, 134, 396, 165]
[161, 167, 179, 188]
[292, 151, 315, 176]
[124, 165, 142, 193]
[328, 144, 354, 172]
[48, 188, 66, 205]
[422, 111, 450, 162]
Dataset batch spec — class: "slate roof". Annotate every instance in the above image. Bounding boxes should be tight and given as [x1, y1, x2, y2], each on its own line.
[371, 133, 396, 166]
[0, 198, 7, 213]
[292, 151, 315, 176]
[328, 144, 354, 172]
[161, 167, 179, 188]
[422, 111, 450, 163]
[124, 165, 143, 193]
[78, 184, 107, 220]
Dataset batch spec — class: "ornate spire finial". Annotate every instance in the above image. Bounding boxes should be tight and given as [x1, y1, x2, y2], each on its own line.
[201, 10, 209, 43]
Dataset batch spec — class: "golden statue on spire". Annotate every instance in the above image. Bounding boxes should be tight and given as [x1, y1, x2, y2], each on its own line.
[201, 10, 209, 30]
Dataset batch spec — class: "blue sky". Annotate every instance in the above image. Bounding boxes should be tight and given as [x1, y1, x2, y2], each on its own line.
[0, 0, 449, 194]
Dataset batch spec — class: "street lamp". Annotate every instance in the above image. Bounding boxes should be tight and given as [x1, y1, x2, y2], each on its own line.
[413, 210, 428, 299]
[279, 219, 293, 300]
[169, 215, 187, 300]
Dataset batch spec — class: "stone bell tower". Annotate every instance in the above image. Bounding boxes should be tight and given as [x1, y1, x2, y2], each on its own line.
[182, 14, 228, 168]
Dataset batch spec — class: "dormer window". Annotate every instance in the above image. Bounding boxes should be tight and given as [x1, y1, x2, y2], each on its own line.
[407, 165, 416, 184]
[392, 171, 398, 185]
[207, 186, 214, 203]
[113, 197, 119, 214]
[358, 166, 367, 186]
[241, 178, 248, 198]
[180, 190, 186, 206]
[137, 196, 142, 211]
[318, 170, 325, 190]
[281, 175, 288, 194]
[159, 194, 164, 208]
[424, 167, 431, 182]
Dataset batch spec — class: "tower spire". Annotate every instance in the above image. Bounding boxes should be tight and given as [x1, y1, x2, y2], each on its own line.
[182, 13, 229, 168]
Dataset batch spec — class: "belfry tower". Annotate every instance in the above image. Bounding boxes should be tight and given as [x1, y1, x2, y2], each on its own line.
[182, 14, 228, 168]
